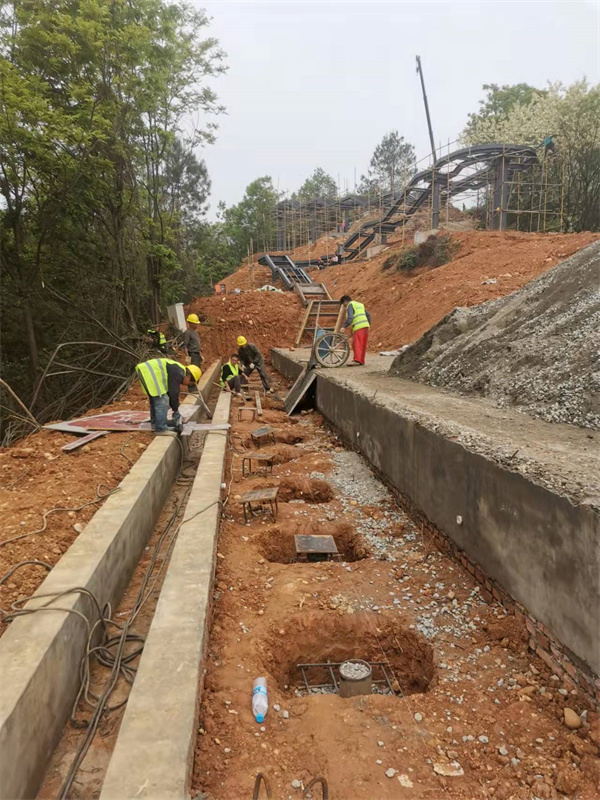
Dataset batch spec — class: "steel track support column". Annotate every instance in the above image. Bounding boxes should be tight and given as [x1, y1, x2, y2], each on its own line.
[431, 174, 440, 229]
[492, 157, 510, 230]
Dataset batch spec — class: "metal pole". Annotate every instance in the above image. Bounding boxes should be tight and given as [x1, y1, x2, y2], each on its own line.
[416, 55, 436, 164]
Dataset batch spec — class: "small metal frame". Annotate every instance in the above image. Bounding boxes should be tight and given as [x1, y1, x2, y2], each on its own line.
[295, 661, 396, 695]
[238, 407, 256, 422]
[294, 534, 339, 563]
[251, 425, 276, 448]
[241, 454, 274, 478]
[240, 486, 279, 523]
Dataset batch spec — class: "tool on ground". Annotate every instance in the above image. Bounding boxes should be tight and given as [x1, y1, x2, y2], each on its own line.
[240, 486, 279, 523]
[251, 425, 276, 448]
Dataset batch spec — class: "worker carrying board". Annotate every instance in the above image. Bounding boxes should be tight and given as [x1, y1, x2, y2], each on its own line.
[236, 336, 273, 392]
[339, 295, 371, 366]
[135, 357, 201, 433]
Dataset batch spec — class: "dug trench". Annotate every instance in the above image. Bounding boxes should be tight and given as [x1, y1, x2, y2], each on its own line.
[29, 390, 222, 800]
[193, 376, 600, 800]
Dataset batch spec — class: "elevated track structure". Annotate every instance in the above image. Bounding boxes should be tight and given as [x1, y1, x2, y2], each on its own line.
[261, 144, 538, 286]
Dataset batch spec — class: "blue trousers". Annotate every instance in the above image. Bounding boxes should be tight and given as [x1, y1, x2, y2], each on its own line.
[149, 395, 181, 432]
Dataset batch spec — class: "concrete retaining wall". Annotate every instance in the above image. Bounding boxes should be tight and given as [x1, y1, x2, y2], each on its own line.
[100, 393, 231, 800]
[271, 349, 600, 680]
[0, 361, 220, 800]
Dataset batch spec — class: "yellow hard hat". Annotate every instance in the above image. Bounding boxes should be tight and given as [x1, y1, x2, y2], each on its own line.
[237, 335, 247, 346]
[187, 313, 200, 324]
[186, 365, 202, 383]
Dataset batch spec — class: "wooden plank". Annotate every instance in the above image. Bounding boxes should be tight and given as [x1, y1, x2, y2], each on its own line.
[255, 392, 263, 417]
[318, 282, 332, 300]
[334, 304, 346, 333]
[295, 300, 314, 346]
[284, 368, 317, 415]
[61, 431, 108, 452]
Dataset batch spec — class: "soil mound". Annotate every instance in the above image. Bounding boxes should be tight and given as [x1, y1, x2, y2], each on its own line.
[389, 241, 600, 429]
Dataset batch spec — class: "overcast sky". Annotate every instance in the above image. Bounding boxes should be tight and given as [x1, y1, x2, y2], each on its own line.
[196, 0, 599, 215]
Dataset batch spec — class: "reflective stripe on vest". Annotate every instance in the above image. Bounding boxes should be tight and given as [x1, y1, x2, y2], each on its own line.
[220, 360, 240, 387]
[349, 301, 370, 332]
[136, 358, 184, 397]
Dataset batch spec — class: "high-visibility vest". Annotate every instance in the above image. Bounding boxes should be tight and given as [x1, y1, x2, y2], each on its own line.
[136, 358, 184, 397]
[220, 360, 240, 387]
[147, 329, 166, 346]
[348, 301, 370, 332]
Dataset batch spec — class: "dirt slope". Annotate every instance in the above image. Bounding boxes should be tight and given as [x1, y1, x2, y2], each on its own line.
[390, 241, 600, 429]
[185, 291, 303, 361]
[222, 230, 599, 350]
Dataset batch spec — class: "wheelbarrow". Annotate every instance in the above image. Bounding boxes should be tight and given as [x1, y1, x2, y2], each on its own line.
[310, 329, 350, 369]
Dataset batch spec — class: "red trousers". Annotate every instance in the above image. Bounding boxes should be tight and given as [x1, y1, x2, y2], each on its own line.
[351, 327, 369, 364]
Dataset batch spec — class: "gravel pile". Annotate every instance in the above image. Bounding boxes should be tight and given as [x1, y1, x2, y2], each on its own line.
[390, 241, 600, 429]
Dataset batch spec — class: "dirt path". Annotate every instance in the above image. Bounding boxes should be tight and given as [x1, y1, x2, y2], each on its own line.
[192, 379, 600, 800]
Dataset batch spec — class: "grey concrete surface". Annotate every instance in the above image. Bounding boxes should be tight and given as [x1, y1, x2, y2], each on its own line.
[0, 361, 220, 800]
[271, 349, 600, 676]
[100, 393, 231, 800]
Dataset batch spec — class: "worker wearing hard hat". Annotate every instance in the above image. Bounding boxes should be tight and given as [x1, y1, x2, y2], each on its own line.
[236, 336, 273, 392]
[135, 358, 201, 433]
[183, 313, 203, 392]
[339, 295, 371, 365]
[220, 353, 248, 399]
[146, 328, 168, 354]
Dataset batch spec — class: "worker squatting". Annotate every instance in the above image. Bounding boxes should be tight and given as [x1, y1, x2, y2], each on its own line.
[136, 314, 275, 433]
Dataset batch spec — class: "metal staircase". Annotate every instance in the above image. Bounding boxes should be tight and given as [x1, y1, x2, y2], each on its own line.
[259, 254, 312, 289]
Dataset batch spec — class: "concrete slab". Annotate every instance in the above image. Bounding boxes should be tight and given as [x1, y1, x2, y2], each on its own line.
[100, 393, 231, 800]
[272, 348, 600, 677]
[0, 360, 221, 800]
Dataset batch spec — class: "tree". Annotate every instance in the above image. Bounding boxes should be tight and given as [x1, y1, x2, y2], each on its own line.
[463, 81, 600, 232]
[369, 131, 416, 194]
[295, 168, 338, 202]
[464, 83, 547, 138]
[0, 0, 225, 426]
[222, 177, 279, 261]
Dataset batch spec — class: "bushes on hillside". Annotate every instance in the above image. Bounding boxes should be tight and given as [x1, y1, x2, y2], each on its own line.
[382, 234, 460, 273]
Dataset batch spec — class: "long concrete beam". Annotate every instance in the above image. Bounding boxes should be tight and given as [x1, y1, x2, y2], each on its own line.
[0, 361, 221, 800]
[100, 392, 231, 800]
[271, 349, 600, 682]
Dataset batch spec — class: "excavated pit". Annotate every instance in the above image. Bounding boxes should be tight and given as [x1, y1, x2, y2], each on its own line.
[258, 520, 370, 563]
[274, 477, 334, 503]
[262, 612, 435, 697]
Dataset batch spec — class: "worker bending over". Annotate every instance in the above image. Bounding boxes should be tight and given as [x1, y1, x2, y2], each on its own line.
[340, 295, 371, 366]
[147, 328, 168, 354]
[236, 336, 273, 392]
[220, 354, 248, 399]
[135, 358, 201, 433]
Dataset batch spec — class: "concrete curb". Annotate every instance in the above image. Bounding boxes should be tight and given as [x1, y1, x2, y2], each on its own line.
[100, 392, 231, 800]
[0, 360, 221, 800]
[271, 348, 600, 680]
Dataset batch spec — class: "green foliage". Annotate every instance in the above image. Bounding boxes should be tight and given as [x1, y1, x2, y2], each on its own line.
[463, 81, 600, 232]
[294, 168, 337, 201]
[464, 83, 547, 137]
[221, 176, 279, 262]
[386, 234, 460, 273]
[369, 131, 416, 194]
[0, 0, 225, 420]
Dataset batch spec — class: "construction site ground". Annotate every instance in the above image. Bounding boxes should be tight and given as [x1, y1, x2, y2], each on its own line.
[273, 351, 599, 506]
[193, 372, 600, 800]
[221, 230, 598, 352]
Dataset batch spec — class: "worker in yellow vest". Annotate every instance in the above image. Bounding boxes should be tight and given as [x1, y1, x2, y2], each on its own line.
[146, 328, 168, 354]
[135, 358, 201, 433]
[340, 295, 371, 365]
[220, 354, 248, 399]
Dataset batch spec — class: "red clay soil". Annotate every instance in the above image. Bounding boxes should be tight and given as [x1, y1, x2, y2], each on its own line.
[185, 292, 304, 363]
[220, 230, 599, 350]
[0, 386, 153, 633]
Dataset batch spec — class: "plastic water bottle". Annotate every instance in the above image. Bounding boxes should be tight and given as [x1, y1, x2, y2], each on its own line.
[252, 677, 268, 723]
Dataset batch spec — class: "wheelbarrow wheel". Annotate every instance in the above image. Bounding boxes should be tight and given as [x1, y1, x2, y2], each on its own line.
[313, 332, 350, 368]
